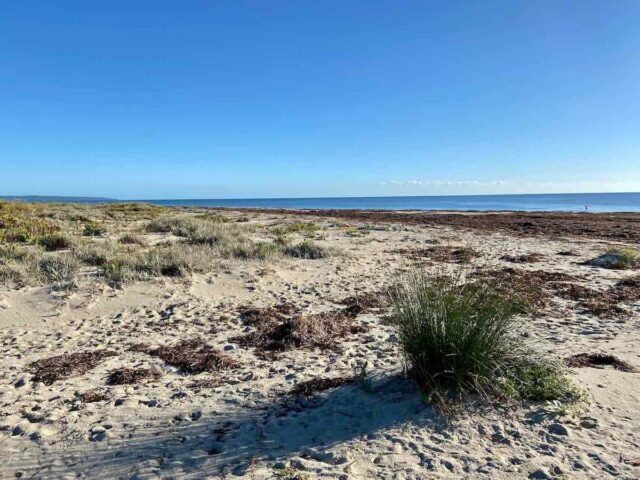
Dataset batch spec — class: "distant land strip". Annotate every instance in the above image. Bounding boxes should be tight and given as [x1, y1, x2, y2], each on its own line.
[227, 208, 640, 243]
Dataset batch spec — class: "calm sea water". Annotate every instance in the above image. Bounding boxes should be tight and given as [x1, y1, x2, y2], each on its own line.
[144, 193, 640, 213]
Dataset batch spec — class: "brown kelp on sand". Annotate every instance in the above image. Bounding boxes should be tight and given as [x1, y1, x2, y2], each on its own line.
[132, 339, 238, 374]
[29, 350, 117, 385]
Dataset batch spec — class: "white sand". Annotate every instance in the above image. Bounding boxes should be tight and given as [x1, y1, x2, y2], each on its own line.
[1, 213, 639, 479]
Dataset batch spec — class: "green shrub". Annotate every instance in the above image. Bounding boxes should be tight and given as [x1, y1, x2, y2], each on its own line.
[389, 270, 578, 406]
[37, 233, 72, 251]
[83, 222, 106, 236]
[0, 215, 60, 243]
[284, 240, 329, 259]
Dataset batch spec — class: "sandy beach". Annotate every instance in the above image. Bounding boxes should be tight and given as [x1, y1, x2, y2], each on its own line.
[1, 203, 639, 479]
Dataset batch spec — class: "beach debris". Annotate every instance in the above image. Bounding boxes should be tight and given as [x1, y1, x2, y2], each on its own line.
[132, 339, 238, 374]
[29, 350, 117, 385]
[394, 246, 478, 263]
[289, 376, 353, 396]
[566, 353, 637, 372]
[500, 253, 544, 263]
[78, 388, 110, 403]
[233, 305, 367, 353]
[106, 367, 162, 385]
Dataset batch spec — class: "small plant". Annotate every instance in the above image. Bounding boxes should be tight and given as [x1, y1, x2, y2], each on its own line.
[118, 233, 148, 246]
[233, 241, 281, 260]
[37, 233, 72, 251]
[38, 253, 80, 285]
[83, 222, 106, 236]
[354, 361, 373, 392]
[283, 240, 330, 259]
[389, 270, 579, 406]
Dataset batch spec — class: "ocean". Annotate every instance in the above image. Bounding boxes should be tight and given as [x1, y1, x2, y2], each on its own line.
[143, 192, 640, 213]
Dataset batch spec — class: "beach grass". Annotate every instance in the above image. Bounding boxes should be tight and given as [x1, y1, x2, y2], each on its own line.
[389, 270, 579, 406]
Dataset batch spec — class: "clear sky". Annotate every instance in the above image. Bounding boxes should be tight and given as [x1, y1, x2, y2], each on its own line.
[1, 1, 639, 199]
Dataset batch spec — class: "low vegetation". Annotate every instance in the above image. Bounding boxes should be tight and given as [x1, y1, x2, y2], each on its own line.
[585, 247, 640, 270]
[389, 270, 580, 406]
[0, 203, 337, 289]
[37, 232, 73, 251]
[83, 221, 106, 236]
[283, 240, 330, 259]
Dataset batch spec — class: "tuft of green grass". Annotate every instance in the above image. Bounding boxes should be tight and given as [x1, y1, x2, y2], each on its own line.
[283, 240, 330, 259]
[603, 247, 640, 269]
[38, 253, 80, 290]
[83, 222, 106, 237]
[37, 233, 73, 251]
[389, 270, 579, 406]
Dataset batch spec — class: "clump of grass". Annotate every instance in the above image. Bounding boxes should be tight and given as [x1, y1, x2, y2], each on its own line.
[233, 241, 280, 260]
[605, 247, 639, 269]
[37, 232, 72, 251]
[83, 221, 106, 236]
[0, 259, 36, 288]
[283, 240, 330, 259]
[389, 270, 579, 406]
[72, 241, 118, 266]
[0, 247, 43, 288]
[118, 233, 148, 246]
[584, 247, 640, 270]
[38, 253, 80, 289]
[271, 222, 322, 237]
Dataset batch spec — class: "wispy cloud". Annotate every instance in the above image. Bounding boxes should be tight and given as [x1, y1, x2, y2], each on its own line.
[380, 179, 513, 187]
[379, 179, 610, 190]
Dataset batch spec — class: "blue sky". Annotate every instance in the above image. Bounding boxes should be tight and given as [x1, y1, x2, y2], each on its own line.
[1, 1, 639, 199]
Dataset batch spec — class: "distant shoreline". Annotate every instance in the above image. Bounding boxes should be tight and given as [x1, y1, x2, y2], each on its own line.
[2, 192, 640, 213]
